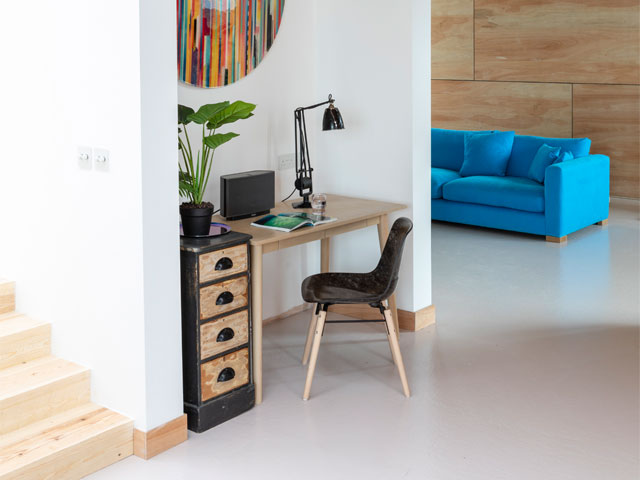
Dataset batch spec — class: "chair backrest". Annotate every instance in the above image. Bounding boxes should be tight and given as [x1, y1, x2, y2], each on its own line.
[372, 217, 413, 301]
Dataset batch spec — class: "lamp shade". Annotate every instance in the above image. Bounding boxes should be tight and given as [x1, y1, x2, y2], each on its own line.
[322, 104, 344, 131]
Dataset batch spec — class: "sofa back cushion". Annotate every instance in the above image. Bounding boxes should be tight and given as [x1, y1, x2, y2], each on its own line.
[432, 128, 493, 171]
[460, 131, 515, 177]
[507, 135, 591, 178]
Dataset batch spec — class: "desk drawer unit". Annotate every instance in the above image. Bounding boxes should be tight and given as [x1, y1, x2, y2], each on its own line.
[180, 232, 254, 433]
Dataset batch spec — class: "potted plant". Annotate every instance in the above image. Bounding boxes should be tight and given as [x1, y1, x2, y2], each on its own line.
[178, 100, 256, 236]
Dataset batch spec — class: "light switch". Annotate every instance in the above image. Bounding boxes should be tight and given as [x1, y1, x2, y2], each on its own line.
[94, 148, 110, 172]
[78, 146, 92, 170]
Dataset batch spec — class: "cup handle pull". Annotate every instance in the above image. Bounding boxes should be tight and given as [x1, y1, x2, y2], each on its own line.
[217, 367, 235, 383]
[216, 327, 235, 343]
[215, 257, 233, 271]
[216, 291, 234, 305]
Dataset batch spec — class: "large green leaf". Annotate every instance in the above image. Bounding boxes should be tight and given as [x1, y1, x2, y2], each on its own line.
[178, 105, 195, 125]
[188, 101, 230, 125]
[203, 132, 240, 150]
[206, 101, 256, 129]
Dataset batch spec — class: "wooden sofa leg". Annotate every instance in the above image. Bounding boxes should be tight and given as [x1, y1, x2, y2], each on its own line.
[546, 235, 567, 243]
[596, 219, 608, 226]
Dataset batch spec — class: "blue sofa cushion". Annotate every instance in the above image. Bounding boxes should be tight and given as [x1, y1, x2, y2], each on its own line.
[432, 168, 461, 199]
[460, 131, 515, 177]
[432, 128, 493, 171]
[507, 135, 591, 178]
[528, 144, 561, 183]
[443, 176, 545, 213]
[555, 151, 574, 164]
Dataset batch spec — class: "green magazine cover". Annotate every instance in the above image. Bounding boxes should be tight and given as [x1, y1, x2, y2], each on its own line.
[251, 213, 336, 232]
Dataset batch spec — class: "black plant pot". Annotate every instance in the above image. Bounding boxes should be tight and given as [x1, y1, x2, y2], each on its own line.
[180, 204, 213, 237]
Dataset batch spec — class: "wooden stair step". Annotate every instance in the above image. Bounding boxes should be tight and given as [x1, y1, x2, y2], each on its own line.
[0, 280, 15, 315]
[0, 356, 90, 435]
[0, 403, 133, 480]
[0, 313, 51, 370]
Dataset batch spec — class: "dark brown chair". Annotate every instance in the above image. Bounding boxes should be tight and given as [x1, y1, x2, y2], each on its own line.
[300, 217, 413, 400]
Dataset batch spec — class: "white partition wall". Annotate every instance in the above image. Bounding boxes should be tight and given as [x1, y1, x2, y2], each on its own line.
[314, 0, 432, 313]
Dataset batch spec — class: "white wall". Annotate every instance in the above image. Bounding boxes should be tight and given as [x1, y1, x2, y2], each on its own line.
[178, 0, 320, 319]
[0, 0, 183, 432]
[139, 0, 185, 431]
[314, 0, 432, 311]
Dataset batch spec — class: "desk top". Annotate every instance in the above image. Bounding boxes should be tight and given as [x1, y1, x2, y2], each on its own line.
[213, 194, 406, 247]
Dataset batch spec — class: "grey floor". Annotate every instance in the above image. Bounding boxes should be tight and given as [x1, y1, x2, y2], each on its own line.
[89, 199, 639, 480]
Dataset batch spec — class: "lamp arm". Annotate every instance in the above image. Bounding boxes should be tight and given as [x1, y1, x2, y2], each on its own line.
[296, 99, 331, 112]
[296, 93, 336, 112]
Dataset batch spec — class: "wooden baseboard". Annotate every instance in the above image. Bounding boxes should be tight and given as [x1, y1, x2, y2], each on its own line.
[330, 304, 436, 331]
[263, 303, 312, 325]
[133, 414, 187, 460]
[398, 305, 436, 331]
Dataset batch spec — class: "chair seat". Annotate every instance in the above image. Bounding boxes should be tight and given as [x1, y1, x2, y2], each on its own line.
[301, 272, 386, 304]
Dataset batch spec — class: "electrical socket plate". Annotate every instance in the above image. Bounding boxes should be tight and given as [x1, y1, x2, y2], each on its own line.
[278, 153, 295, 171]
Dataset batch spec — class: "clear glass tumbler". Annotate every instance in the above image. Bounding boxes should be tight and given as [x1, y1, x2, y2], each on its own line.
[311, 193, 327, 216]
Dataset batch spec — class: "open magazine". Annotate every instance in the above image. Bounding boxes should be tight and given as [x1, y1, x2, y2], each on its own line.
[251, 212, 337, 232]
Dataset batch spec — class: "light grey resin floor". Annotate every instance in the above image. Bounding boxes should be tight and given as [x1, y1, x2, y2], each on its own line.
[89, 199, 639, 480]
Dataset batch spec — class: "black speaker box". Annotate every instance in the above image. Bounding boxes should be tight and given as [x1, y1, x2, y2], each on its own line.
[220, 170, 275, 221]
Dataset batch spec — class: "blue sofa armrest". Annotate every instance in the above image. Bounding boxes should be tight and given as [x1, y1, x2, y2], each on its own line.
[545, 154, 610, 237]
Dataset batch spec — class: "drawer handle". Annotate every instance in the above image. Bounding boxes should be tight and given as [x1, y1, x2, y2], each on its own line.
[215, 257, 233, 271]
[217, 327, 235, 342]
[216, 291, 234, 305]
[217, 367, 235, 383]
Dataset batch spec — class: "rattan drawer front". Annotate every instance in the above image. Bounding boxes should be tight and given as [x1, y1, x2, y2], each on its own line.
[200, 276, 248, 320]
[199, 244, 248, 284]
[200, 310, 249, 360]
[200, 348, 249, 401]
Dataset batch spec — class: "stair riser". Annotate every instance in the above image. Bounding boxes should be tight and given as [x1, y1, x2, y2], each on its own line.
[0, 324, 51, 370]
[0, 421, 133, 480]
[0, 282, 15, 315]
[0, 371, 91, 435]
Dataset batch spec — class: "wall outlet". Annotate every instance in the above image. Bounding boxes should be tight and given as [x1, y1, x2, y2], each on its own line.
[278, 153, 295, 171]
[78, 146, 92, 170]
[94, 148, 110, 172]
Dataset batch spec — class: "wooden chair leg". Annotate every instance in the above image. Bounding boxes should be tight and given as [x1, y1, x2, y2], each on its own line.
[387, 328, 398, 365]
[382, 300, 396, 365]
[303, 310, 327, 400]
[302, 304, 318, 365]
[383, 309, 411, 397]
[596, 218, 608, 226]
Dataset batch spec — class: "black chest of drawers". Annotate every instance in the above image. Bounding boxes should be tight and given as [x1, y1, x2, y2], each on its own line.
[180, 231, 254, 433]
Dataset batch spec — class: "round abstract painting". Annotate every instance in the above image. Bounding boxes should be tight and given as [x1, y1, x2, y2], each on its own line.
[177, 0, 285, 88]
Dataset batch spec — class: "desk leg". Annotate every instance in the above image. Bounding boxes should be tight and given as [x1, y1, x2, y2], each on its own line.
[321, 237, 330, 273]
[378, 214, 400, 331]
[251, 244, 263, 405]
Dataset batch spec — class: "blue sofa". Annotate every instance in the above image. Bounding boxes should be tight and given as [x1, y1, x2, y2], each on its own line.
[431, 128, 610, 241]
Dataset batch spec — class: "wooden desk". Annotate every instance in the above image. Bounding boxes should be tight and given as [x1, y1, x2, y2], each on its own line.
[214, 194, 406, 404]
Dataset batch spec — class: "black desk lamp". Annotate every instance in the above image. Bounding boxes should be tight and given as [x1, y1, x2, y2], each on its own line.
[293, 94, 345, 208]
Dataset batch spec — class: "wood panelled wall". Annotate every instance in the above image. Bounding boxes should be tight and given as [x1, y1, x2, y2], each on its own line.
[432, 0, 640, 198]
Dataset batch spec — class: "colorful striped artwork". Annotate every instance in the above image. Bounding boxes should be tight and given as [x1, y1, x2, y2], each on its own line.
[177, 0, 285, 88]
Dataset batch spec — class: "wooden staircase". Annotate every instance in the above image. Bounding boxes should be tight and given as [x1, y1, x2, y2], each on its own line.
[0, 279, 133, 480]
